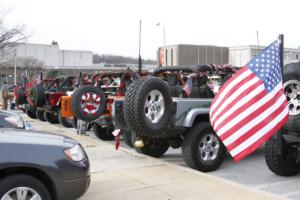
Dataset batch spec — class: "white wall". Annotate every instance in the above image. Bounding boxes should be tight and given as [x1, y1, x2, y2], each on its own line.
[59, 50, 93, 68]
[7, 43, 93, 69]
[229, 45, 300, 67]
[228, 46, 252, 67]
[15, 43, 60, 67]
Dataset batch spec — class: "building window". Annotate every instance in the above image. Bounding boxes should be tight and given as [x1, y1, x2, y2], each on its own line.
[296, 54, 299, 60]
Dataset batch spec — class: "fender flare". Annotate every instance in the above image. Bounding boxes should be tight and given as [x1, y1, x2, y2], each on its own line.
[181, 108, 210, 127]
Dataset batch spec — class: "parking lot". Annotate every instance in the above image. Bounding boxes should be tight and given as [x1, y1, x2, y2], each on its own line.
[19, 111, 299, 200]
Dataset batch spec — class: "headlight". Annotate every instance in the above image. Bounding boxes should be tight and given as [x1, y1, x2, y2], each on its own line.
[64, 144, 86, 161]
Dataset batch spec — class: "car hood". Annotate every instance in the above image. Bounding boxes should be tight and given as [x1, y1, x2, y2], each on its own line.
[0, 129, 76, 148]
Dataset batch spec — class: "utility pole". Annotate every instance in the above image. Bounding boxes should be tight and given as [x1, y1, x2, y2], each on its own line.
[14, 52, 17, 85]
[256, 31, 260, 51]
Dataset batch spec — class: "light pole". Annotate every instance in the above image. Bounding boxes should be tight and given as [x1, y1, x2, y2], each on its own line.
[14, 51, 17, 85]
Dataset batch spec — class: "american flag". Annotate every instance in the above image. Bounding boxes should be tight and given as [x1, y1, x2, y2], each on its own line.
[209, 38, 289, 162]
[182, 76, 193, 97]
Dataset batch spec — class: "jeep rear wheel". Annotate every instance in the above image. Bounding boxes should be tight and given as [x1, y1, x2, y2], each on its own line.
[264, 129, 300, 176]
[58, 109, 73, 128]
[26, 109, 37, 119]
[44, 112, 59, 124]
[182, 122, 226, 172]
[124, 78, 172, 137]
[36, 110, 46, 121]
[93, 124, 114, 140]
[132, 133, 169, 158]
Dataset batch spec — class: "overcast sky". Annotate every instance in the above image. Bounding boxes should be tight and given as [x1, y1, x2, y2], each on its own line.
[1, 0, 300, 60]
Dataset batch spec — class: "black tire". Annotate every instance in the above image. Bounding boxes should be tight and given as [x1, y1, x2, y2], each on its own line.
[93, 124, 114, 140]
[34, 85, 45, 107]
[131, 132, 169, 157]
[26, 109, 37, 119]
[264, 130, 300, 176]
[71, 85, 106, 122]
[36, 110, 46, 121]
[124, 77, 172, 137]
[58, 109, 73, 128]
[0, 174, 51, 200]
[283, 63, 300, 132]
[182, 122, 226, 172]
[15, 88, 25, 105]
[44, 112, 59, 124]
[122, 130, 133, 148]
[72, 117, 78, 129]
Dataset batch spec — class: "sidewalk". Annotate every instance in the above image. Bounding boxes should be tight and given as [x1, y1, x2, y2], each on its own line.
[21, 112, 287, 200]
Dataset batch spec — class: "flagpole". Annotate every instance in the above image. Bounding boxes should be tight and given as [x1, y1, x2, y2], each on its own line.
[275, 34, 284, 155]
[279, 34, 284, 79]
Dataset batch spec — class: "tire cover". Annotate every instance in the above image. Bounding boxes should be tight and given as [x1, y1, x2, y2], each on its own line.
[71, 85, 106, 122]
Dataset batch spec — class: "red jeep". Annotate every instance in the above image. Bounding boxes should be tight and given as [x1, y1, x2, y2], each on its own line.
[43, 76, 76, 127]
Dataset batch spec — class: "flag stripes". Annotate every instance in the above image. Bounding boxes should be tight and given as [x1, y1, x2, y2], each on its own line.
[215, 82, 283, 138]
[210, 68, 251, 117]
[211, 74, 261, 125]
[232, 110, 288, 161]
[213, 83, 265, 130]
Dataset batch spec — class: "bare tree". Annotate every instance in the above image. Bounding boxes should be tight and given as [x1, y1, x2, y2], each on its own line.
[0, 10, 28, 62]
[17, 57, 43, 69]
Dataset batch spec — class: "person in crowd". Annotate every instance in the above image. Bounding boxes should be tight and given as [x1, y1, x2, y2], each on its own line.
[1, 81, 10, 110]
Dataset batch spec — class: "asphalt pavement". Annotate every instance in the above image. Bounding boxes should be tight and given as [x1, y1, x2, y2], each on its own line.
[20, 112, 298, 200]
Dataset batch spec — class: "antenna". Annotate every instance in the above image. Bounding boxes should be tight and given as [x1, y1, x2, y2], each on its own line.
[256, 31, 260, 53]
[138, 20, 142, 73]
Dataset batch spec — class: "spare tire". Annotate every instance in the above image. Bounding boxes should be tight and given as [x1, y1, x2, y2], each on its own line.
[34, 85, 45, 107]
[71, 85, 106, 122]
[124, 77, 172, 137]
[283, 63, 300, 132]
[15, 88, 25, 105]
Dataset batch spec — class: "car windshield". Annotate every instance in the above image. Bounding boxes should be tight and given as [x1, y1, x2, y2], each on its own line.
[0, 111, 25, 129]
